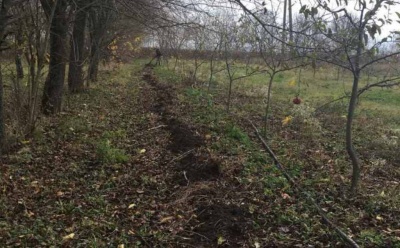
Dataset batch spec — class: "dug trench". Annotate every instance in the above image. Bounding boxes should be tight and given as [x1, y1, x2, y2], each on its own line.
[142, 65, 220, 184]
[141, 65, 253, 246]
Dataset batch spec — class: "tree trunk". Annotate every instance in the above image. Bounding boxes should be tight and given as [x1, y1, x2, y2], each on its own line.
[87, 0, 116, 82]
[263, 74, 275, 136]
[88, 7, 104, 82]
[41, 0, 68, 115]
[227, 77, 233, 113]
[0, 64, 5, 155]
[208, 54, 214, 92]
[0, 0, 11, 44]
[15, 54, 24, 79]
[88, 15, 102, 83]
[88, 42, 100, 82]
[224, 42, 233, 113]
[288, 0, 293, 45]
[346, 24, 365, 194]
[281, 0, 287, 55]
[0, 0, 12, 154]
[89, 44, 100, 82]
[15, 26, 24, 79]
[347, 72, 361, 193]
[68, 5, 87, 93]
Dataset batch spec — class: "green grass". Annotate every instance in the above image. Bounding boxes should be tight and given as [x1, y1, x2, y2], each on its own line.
[155, 58, 400, 247]
[169, 59, 400, 128]
[95, 138, 129, 164]
[154, 65, 182, 83]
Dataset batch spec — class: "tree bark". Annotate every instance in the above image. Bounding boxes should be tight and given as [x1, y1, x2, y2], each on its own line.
[0, 63, 4, 155]
[281, 0, 287, 55]
[15, 26, 24, 79]
[288, 0, 293, 46]
[68, 3, 87, 93]
[88, 10, 103, 82]
[0, 0, 12, 154]
[0, 0, 11, 43]
[224, 43, 233, 113]
[347, 24, 364, 193]
[88, 40, 100, 82]
[263, 74, 275, 136]
[41, 0, 68, 115]
[347, 72, 361, 193]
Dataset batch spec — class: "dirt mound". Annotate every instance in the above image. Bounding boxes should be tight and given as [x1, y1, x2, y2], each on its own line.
[173, 153, 221, 185]
[166, 118, 204, 153]
[189, 203, 252, 247]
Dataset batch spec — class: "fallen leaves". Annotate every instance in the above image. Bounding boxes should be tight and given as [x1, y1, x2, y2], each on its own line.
[62, 233, 75, 241]
[160, 216, 174, 223]
[217, 236, 226, 245]
[24, 210, 35, 218]
[282, 116, 293, 126]
[279, 227, 290, 233]
[281, 192, 291, 199]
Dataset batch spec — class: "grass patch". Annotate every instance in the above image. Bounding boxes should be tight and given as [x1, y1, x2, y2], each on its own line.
[225, 124, 252, 147]
[95, 130, 130, 164]
[95, 138, 129, 164]
[154, 65, 181, 83]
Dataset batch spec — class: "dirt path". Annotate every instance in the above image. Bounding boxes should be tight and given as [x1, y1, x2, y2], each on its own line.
[139, 65, 254, 247]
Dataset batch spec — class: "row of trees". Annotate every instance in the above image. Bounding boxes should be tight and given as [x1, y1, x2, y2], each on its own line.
[148, 0, 400, 193]
[0, 0, 168, 154]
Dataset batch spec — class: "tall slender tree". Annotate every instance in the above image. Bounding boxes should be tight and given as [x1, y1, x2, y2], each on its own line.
[68, 0, 87, 93]
[288, 0, 293, 45]
[0, 0, 13, 154]
[40, 0, 69, 114]
[88, 0, 116, 82]
[281, 0, 287, 54]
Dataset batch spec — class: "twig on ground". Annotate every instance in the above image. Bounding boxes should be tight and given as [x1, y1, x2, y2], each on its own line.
[147, 124, 167, 131]
[182, 230, 211, 241]
[183, 170, 190, 186]
[169, 149, 195, 164]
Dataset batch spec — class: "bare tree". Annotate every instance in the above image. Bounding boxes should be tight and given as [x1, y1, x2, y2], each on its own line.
[245, 11, 306, 136]
[301, 0, 400, 192]
[215, 11, 263, 112]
